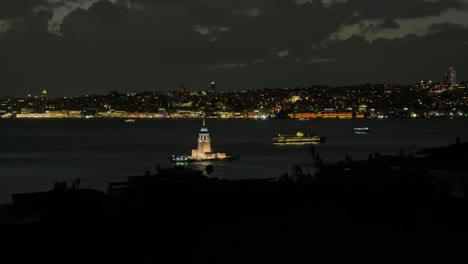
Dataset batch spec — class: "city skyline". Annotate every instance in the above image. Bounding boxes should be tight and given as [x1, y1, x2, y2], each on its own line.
[2, 81, 466, 121]
[1, 0, 468, 96]
[6, 65, 465, 98]
[3, 2, 468, 260]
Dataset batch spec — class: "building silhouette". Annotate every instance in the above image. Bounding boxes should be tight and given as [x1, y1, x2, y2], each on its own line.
[179, 83, 187, 93]
[444, 66, 457, 85]
[209, 81, 216, 93]
[40, 89, 48, 100]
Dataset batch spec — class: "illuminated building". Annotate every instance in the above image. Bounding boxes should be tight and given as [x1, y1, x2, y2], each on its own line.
[288, 112, 363, 119]
[209, 81, 217, 93]
[98, 110, 126, 118]
[16, 111, 72, 118]
[180, 83, 187, 93]
[444, 66, 457, 85]
[191, 118, 226, 160]
[41, 89, 48, 100]
[358, 105, 367, 113]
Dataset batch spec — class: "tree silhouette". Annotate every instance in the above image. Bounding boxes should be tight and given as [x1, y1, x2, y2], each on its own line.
[206, 165, 214, 176]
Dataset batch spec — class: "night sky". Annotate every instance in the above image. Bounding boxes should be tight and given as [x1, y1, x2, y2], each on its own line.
[1, 0, 468, 96]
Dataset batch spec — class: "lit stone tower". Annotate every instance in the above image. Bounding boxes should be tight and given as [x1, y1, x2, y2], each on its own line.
[190, 117, 227, 160]
[196, 117, 211, 158]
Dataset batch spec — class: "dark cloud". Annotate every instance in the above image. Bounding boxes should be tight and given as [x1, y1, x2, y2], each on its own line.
[61, 1, 134, 43]
[428, 22, 465, 33]
[378, 18, 400, 29]
[0, 0, 47, 19]
[345, 0, 465, 23]
[0, 0, 467, 95]
[7, 9, 53, 35]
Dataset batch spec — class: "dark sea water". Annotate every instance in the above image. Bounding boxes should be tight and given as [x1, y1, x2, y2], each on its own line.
[1, 118, 468, 203]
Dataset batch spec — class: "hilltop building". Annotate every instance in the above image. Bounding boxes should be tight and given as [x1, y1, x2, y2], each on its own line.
[444, 66, 457, 85]
[179, 83, 187, 93]
[40, 89, 48, 100]
[209, 81, 217, 93]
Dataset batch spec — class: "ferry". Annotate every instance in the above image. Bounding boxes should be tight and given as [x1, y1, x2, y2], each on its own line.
[169, 155, 196, 163]
[273, 132, 326, 145]
[168, 154, 239, 163]
[124, 119, 136, 123]
[349, 127, 370, 133]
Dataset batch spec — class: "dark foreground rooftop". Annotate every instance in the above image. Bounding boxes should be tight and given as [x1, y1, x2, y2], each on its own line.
[2, 142, 468, 262]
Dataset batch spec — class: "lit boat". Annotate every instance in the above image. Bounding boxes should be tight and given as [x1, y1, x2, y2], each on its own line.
[349, 127, 370, 133]
[168, 155, 196, 163]
[124, 119, 136, 123]
[273, 132, 326, 144]
[168, 155, 239, 163]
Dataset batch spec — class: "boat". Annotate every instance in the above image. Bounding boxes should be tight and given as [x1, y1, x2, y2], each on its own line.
[124, 119, 136, 123]
[349, 127, 370, 133]
[168, 155, 239, 163]
[169, 155, 196, 163]
[273, 132, 326, 144]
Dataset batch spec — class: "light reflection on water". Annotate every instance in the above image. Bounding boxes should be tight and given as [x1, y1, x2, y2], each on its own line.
[0, 118, 468, 203]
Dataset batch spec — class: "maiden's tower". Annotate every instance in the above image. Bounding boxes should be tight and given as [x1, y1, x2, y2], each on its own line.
[191, 118, 226, 160]
[169, 117, 237, 163]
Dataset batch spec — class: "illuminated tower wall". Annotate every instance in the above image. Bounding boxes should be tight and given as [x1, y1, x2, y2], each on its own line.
[197, 118, 211, 154]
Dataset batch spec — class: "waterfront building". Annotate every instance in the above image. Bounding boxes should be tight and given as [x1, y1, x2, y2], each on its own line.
[191, 118, 226, 160]
[98, 110, 126, 118]
[288, 112, 363, 119]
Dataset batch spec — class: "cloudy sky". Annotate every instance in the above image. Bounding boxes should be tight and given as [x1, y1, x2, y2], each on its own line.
[1, 0, 468, 96]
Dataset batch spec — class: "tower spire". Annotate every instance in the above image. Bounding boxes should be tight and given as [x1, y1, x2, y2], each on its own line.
[197, 115, 211, 157]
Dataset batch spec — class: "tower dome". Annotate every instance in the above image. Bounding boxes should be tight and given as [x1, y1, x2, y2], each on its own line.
[200, 117, 209, 133]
